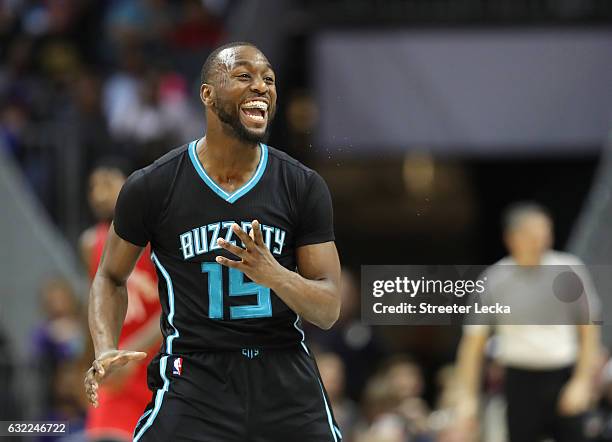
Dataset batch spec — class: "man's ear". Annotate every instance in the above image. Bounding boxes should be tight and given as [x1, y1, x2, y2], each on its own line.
[200, 83, 214, 107]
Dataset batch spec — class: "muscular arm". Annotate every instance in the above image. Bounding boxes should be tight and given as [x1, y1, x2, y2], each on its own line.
[271, 241, 341, 330]
[85, 224, 150, 406]
[88, 223, 143, 357]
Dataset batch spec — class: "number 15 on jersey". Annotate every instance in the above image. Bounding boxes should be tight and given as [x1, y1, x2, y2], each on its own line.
[201, 262, 272, 320]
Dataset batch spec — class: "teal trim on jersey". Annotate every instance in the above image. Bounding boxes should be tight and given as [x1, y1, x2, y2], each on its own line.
[133, 356, 170, 442]
[132, 409, 152, 439]
[188, 139, 269, 204]
[135, 409, 152, 427]
[317, 377, 341, 442]
[293, 314, 310, 355]
[226, 144, 268, 203]
[295, 314, 341, 441]
[152, 253, 179, 354]
[334, 426, 342, 439]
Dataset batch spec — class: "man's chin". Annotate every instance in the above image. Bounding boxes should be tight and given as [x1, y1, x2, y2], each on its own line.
[214, 105, 272, 144]
[244, 128, 268, 143]
[233, 123, 269, 144]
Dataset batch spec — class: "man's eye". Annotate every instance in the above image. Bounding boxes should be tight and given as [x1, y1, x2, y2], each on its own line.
[265, 77, 275, 84]
[237, 73, 251, 79]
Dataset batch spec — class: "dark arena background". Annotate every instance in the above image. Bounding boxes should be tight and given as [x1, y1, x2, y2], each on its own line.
[1, 1, 612, 441]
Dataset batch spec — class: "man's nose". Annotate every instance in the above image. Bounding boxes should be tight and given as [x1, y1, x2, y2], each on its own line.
[250, 77, 268, 94]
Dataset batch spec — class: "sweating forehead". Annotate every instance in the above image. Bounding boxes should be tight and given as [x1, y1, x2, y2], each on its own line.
[216, 46, 272, 71]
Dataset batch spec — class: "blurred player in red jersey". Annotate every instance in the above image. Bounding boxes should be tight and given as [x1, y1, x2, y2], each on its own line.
[81, 161, 162, 442]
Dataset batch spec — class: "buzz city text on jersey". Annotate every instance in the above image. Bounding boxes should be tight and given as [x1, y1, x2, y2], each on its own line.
[179, 220, 287, 260]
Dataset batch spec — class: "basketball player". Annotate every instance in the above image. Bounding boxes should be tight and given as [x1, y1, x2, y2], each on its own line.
[81, 163, 161, 441]
[84, 42, 343, 441]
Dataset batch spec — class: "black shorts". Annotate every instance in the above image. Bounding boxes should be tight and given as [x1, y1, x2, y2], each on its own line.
[504, 365, 585, 442]
[132, 346, 342, 442]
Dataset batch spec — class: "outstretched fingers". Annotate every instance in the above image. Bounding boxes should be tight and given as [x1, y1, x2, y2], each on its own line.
[231, 224, 255, 249]
[217, 238, 246, 258]
[110, 351, 147, 368]
[251, 220, 265, 246]
[84, 367, 100, 407]
[216, 255, 244, 270]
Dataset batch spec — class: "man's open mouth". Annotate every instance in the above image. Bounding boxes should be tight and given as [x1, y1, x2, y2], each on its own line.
[240, 100, 268, 123]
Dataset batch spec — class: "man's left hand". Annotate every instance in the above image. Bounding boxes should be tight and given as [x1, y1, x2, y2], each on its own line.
[215, 220, 286, 288]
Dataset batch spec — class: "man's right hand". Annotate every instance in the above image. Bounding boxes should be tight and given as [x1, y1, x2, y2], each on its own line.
[84, 349, 147, 407]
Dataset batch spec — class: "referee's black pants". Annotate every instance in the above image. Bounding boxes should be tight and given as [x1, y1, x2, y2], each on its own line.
[504, 366, 585, 442]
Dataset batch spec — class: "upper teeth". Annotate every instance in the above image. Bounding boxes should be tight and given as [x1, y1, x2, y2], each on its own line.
[242, 101, 268, 111]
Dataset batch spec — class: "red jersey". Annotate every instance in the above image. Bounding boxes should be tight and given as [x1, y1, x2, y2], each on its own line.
[86, 222, 161, 440]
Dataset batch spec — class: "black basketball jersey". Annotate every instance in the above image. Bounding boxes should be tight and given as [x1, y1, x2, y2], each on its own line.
[113, 140, 334, 353]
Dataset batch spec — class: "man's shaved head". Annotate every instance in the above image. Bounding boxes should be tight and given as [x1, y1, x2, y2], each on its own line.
[200, 41, 261, 85]
[199, 42, 276, 144]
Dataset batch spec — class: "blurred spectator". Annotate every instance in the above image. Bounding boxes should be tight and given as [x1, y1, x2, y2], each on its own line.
[434, 357, 507, 442]
[45, 359, 89, 441]
[166, 0, 226, 83]
[105, 0, 172, 52]
[383, 355, 425, 403]
[317, 352, 359, 442]
[1, 0, 211, 226]
[0, 97, 28, 159]
[39, 41, 81, 87]
[169, 0, 225, 50]
[80, 159, 128, 265]
[0, 36, 37, 161]
[0, 1, 22, 40]
[20, 0, 80, 37]
[383, 356, 433, 441]
[32, 278, 85, 417]
[106, 64, 201, 167]
[61, 70, 120, 227]
[103, 42, 145, 138]
[355, 374, 406, 442]
[69, 70, 115, 163]
[307, 268, 389, 401]
[351, 355, 434, 442]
